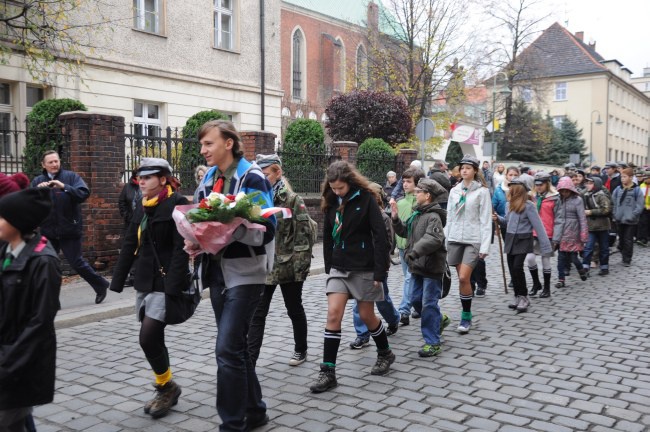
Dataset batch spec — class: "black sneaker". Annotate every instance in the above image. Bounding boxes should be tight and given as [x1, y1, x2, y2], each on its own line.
[247, 413, 269, 430]
[411, 311, 421, 319]
[598, 269, 609, 276]
[475, 287, 486, 297]
[579, 269, 589, 281]
[349, 337, 370, 349]
[399, 313, 410, 326]
[386, 323, 398, 336]
[370, 350, 395, 375]
[288, 351, 307, 366]
[310, 364, 337, 393]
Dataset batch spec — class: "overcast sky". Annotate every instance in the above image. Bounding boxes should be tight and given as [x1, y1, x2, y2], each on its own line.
[545, 0, 649, 76]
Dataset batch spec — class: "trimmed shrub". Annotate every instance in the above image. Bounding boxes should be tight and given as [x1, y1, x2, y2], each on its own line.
[178, 110, 228, 187]
[281, 119, 327, 193]
[24, 98, 87, 175]
[356, 138, 396, 184]
[325, 91, 412, 144]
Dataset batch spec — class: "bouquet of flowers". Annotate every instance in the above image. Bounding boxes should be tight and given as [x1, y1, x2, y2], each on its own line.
[173, 191, 290, 257]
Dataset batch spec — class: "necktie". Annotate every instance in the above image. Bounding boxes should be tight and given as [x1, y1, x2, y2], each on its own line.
[212, 175, 225, 193]
[2, 254, 12, 270]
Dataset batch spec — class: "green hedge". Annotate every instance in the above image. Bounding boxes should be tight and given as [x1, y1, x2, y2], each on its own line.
[356, 138, 396, 184]
[178, 110, 228, 187]
[281, 119, 327, 193]
[24, 98, 87, 175]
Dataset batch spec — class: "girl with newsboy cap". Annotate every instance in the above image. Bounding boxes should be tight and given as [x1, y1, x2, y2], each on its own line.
[110, 157, 189, 419]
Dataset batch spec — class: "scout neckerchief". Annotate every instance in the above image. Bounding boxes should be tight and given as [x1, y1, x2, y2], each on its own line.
[536, 191, 546, 212]
[455, 185, 469, 216]
[406, 210, 421, 237]
[2, 254, 12, 270]
[137, 185, 173, 253]
[332, 189, 360, 246]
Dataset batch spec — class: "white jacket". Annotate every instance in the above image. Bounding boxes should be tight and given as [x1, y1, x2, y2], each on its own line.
[444, 180, 493, 255]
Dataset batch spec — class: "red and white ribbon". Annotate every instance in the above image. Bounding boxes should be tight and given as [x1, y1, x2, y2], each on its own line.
[260, 207, 292, 219]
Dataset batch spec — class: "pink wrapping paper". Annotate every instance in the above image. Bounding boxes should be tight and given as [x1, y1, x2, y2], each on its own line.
[172, 204, 266, 257]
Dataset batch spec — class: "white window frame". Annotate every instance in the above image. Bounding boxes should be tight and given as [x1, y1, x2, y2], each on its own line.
[552, 115, 566, 129]
[0, 82, 13, 156]
[214, 0, 237, 51]
[133, 101, 163, 137]
[554, 82, 567, 101]
[133, 0, 163, 34]
[291, 27, 306, 101]
[521, 86, 532, 103]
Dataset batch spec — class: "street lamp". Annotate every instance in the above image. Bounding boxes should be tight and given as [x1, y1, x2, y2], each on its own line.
[590, 110, 603, 166]
[491, 71, 512, 160]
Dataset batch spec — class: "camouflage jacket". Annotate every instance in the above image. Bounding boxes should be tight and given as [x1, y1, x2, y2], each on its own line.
[266, 187, 313, 284]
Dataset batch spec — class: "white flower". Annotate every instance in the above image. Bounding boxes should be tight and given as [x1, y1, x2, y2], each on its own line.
[207, 192, 224, 207]
[235, 192, 246, 202]
[250, 205, 262, 218]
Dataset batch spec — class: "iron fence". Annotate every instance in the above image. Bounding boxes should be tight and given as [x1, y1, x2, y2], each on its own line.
[124, 125, 199, 195]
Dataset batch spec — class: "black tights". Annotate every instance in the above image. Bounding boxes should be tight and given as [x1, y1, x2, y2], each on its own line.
[139, 317, 169, 375]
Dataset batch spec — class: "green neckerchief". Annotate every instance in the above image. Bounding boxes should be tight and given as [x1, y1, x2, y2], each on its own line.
[406, 210, 421, 238]
[455, 186, 469, 216]
[331, 189, 360, 246]
[536, 194, 544, 212]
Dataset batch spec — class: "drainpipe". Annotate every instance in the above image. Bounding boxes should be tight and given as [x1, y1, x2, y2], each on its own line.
[260, 0, 265, 130]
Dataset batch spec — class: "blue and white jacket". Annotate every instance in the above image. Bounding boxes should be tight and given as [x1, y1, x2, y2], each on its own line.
[195, 158, 276, 288]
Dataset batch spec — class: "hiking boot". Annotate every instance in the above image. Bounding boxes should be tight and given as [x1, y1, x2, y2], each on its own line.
[441, 314, 451, 332]
[411, 311, 421, 319]
[349, 336, 370, 349]
[148, 380, 181, 419]
[386, 322, 399, 336]
[400, 313, 410, 326]
[508, 296, 519, 310]
[288, 351, 307, 366]
[539, 288, 551, 298]
[529, 282, 541, 297]
[555, 280, 565, 288]
[475, 286, 486, 297]
[418, 344, 441, 357]
[516, 296, 530, 313]
[598, 269, 609, 276]
[371, 349, 395, 375]
[579, 269, 589, 281]
[457, 319, 472, 334]
[310, 364, 337, 393]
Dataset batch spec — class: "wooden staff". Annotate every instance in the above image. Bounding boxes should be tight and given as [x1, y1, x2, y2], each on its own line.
[493, 216, 508, 294]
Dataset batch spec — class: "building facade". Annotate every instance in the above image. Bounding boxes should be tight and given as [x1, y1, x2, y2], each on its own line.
[0, 0, 282, 158]
[493, 23, 650, 167]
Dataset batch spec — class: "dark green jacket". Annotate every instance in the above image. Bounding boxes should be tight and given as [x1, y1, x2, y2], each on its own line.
[267, 187, 313, 284]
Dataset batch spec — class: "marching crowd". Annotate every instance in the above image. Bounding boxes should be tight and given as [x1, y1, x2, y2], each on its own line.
[1, 118, 649, 432]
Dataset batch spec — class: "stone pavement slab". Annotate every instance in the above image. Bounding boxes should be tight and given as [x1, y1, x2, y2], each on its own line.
[36, 242, 650, 430]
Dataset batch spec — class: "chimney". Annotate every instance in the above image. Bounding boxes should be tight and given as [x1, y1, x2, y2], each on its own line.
[367, 2, 378, 31]
[574, 31, 584, 41]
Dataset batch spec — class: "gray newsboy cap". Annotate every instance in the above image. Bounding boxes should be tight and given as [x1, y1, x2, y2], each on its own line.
[256, 153, 282, 168]
[136, 157, 172, 176]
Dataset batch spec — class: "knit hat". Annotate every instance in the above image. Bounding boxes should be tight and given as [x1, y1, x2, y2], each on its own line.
[0, 187, 52, 234]
[556, 176, 579, 194]
[459, 154, 479, 169]
[136, 158, 172, 176]
[0, 172, 30, 197]
[255, 153, 282, 169]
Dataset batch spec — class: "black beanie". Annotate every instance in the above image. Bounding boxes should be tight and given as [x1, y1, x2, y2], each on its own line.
[0, 187, 52, 234]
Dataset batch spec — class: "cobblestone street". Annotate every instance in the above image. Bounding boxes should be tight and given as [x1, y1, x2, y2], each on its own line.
[36, 242, 650, 431]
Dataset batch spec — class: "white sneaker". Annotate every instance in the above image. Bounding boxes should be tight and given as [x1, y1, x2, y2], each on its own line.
[288, 351, 307, 366]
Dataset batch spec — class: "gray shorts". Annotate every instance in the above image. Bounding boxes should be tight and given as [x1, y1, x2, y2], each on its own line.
[326, 269, 384, 302]
[447, 242, 479, 268]
[135, 291, 166, 322]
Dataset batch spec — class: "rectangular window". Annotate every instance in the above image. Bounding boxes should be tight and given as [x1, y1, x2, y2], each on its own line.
[214, 0, 236, 50]
[522, 86, 532, 103]
[133, 101, 162, 137]
[555, 82, 567, 101]
[0, 83, 10, 106]
[26, 86, 44, 108]
[552, 115, 566, 129]
[133, 0, 162, 34]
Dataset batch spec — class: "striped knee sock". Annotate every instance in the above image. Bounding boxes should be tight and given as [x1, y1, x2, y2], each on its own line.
[323, 328, 341, 367]
[369, 321, 389, 352]
[460, 294, 472, 316]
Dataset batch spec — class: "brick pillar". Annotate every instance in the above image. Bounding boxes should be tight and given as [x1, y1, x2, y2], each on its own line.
[241, 130, 277, 161]
[59, 111, 125, 272]
[331, 141, 358, 164]
[396, 149, 418, 174]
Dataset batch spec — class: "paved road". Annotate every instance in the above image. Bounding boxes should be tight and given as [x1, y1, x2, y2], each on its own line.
[36, 243, 650, 431]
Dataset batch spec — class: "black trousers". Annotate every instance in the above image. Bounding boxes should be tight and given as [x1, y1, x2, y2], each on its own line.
[619, 224, 636, 263]
[637, 210, 650, 242]
[471, 257, 487, 289]
[507, 253, 527, 296]
[50, 237, 108, 294]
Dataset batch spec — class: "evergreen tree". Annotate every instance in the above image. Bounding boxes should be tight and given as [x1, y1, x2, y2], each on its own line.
[500, 100, 551, 162]
[559, 118, 586, 165]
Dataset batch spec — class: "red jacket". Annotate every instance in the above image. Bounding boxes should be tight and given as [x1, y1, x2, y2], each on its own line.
[532, 191, 559, 239]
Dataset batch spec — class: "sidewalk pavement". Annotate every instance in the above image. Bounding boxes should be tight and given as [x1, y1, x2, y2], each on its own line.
[45, 243, 650, 431]
[56, 244, 327, 329]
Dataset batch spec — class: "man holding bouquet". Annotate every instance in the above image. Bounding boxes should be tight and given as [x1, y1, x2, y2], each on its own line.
[193, 120, 275, 432]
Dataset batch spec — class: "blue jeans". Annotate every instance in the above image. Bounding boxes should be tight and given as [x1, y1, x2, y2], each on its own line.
[352, 276, 400, 338]
[397, 249, 413, 315]
[410, 275, 442, 345]
[557, 251, 582, 279]
[583, 230, 609, 269]
[207, 267, 266, 432]
[50, 237, 108, 294]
